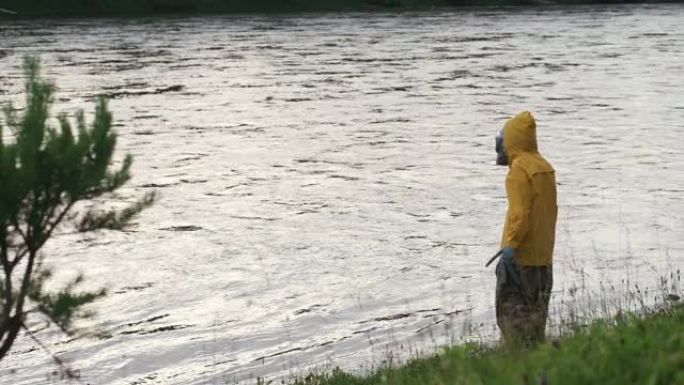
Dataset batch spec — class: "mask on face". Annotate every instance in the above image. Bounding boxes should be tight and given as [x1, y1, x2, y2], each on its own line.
[495, 127, 508, 166]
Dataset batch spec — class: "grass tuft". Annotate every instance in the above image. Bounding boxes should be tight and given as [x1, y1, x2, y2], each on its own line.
[283, 303, 684, 385]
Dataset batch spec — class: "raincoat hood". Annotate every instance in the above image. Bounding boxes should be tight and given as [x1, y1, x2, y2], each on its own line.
[503, 111, 538, 162]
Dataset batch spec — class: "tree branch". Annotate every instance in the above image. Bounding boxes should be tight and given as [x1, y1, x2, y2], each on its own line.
[7, 217, 30, 270]
[13, 248, 37, 330]
[0, 231, 14, 342]
[9, 247, 29, 271]
[21, 321, 80, 380]
[36, 201, 75, 253]
[0, 314, 21, 360]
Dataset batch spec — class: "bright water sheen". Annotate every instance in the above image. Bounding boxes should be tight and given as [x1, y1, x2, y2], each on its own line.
[1, 4, 684, 384]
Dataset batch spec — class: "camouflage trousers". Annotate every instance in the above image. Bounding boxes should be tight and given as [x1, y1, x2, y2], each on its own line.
[495, 260, 553, 346]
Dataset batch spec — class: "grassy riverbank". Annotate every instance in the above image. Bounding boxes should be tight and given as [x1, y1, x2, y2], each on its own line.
[285, 303, 684, 385]
[1, 0, 682, 17]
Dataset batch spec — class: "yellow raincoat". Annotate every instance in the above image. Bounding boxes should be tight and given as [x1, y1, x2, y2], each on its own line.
[500, 112, 557, 266]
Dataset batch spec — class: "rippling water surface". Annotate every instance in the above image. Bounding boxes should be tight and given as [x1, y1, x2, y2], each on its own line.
[1, 4, 684, 384]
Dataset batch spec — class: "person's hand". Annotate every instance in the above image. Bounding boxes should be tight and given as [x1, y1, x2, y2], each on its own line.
[501, 246, 520, 287]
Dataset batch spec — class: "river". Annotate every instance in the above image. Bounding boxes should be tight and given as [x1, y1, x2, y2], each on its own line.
[1, 4, 684, 384]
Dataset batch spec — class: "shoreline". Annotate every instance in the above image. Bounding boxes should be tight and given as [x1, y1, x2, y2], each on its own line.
[1, 1, 683, 19]
[283, 302, 684, 385]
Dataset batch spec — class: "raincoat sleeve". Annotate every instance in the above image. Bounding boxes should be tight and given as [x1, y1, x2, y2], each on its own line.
[504, 164, 532, 249]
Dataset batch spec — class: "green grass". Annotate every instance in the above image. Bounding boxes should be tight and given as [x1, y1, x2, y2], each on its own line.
[283, 304, 684, 385]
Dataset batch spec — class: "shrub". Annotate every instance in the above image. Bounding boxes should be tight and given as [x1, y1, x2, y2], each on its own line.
[0, 56, 154, 368]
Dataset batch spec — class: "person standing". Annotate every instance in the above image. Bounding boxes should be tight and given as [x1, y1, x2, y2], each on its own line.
[494, 111, 558, 346]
